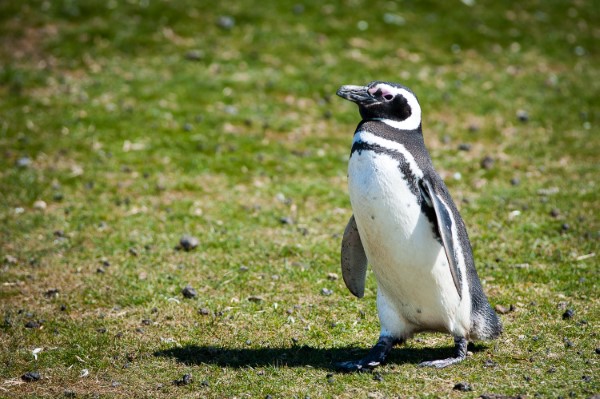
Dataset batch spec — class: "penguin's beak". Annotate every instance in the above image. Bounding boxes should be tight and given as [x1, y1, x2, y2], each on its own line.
[336, 85, 376, 104]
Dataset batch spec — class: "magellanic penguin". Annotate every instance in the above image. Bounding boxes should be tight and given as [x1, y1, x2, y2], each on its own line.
[336, 81, 502, 371]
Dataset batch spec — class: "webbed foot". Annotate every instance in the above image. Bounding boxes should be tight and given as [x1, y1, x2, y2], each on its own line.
[335, 335, 401, 372]
[419, 336, 467, 368]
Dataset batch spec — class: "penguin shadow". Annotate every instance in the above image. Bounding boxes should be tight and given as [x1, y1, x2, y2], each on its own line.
[154, 342, 488, 370]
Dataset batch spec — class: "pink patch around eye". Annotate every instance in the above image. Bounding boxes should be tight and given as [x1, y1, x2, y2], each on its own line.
[368, 86, 393, 98]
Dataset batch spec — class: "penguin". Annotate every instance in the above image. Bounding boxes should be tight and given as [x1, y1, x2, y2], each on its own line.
[336, 81, 502, 371]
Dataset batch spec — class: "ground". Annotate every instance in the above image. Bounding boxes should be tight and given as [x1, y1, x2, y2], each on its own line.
[0, 0, 598, 398]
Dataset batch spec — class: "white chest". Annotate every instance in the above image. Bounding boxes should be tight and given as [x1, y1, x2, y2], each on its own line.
[347, 133, 466, 334]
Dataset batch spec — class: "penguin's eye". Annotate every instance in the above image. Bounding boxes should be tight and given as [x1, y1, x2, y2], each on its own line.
[383, 94, 394, 101]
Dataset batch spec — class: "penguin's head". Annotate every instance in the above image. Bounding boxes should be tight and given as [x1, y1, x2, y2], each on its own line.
[337, 81, 421, 130]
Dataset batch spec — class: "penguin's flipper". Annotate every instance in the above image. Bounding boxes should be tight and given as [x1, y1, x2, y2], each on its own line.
[341, 215, 368, 298]
[420, 179, 463, 299]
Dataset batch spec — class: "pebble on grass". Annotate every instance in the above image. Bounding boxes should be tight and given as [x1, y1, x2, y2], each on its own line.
[182, 285, 197, 299]
[562, 309, 575, 319]
[198, 308, 211, 316]
[21, 371, 41, 382]
[185, 50, 204, 61]
[321, 288, 333, 296]
[178, 235, 199, 251]
[248, 296, 264, 303]
[44, 289, 60, 298]
[217, 15, 235, 30]
[516, 109, 529, 122]
[173, 373, 192, 386]
[25, 321, 41, 329]
[494, 304, 516, 314]
[453, 382, 472, 391]
[480, 156, 495, 170]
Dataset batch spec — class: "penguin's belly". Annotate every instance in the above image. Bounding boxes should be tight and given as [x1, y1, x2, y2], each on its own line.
[348, 148, 463, 334]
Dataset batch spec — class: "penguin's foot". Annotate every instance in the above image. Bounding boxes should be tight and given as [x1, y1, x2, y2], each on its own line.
[335, 335, 401, 372]
[419, 336, 468, 369]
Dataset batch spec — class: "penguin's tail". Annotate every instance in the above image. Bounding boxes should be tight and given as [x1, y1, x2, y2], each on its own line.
[471, 305, 503, 341]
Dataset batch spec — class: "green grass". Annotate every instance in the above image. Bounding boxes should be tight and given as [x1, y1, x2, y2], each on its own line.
[0, 0, 598, 397]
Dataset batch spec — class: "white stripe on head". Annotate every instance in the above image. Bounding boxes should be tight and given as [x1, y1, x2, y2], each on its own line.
[369, 83, 422, 131]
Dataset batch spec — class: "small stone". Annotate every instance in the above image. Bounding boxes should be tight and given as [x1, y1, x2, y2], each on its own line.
[494, 304, 513, 314]
[44, 289, 60, 298]
[217, 15, 235, 30]
[4, 254, 18, 264]
[201, 380, 209, 387]
[537, 187, 559, 196]
[458, 143, 472, 151]
[248, 296, 264, 303]
[33, 200, 47, 210]
[141, 319, 151, 325]
[510, 177, 520, 186]
[550, 208, 560, 218]
[60, 304, 67, 311]
[453, 382, 472, 391]
[179, 235, 199, 251]
[321, 288, 333, 296]
[128, 247, 139, 257]
[96, 268, 105, 274]
[21, 371, 41, 382]
[564, 338, 574, 348]
[292, 4, 305, 14]
[582, 375, 592, 382]
[516, 109, 529, 122]
[185, 50, 204, 61]
[111, 381, 121, 387]
[25, 321, 41, 329]
[562, 309, 575, 319]
[373, 372, 383, 381]
[199, 308, 210, 316]
[480, 156, 495, 170]
[547, 367, 556, 373]
[561, 223, 570, 231]
[327, 272, 338, 281]
[174, 373, 192, 386]
[484, 359, 497, 367]
[17, 157, 33, 168]
[279, 216, 293, 225]
[181, 285, 197, 299]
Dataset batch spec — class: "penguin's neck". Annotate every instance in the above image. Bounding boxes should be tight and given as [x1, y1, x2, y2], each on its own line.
[356, 119, 425, 147]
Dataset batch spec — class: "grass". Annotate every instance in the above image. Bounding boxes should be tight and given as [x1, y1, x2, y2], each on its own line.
[0, 0, 598, 397]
